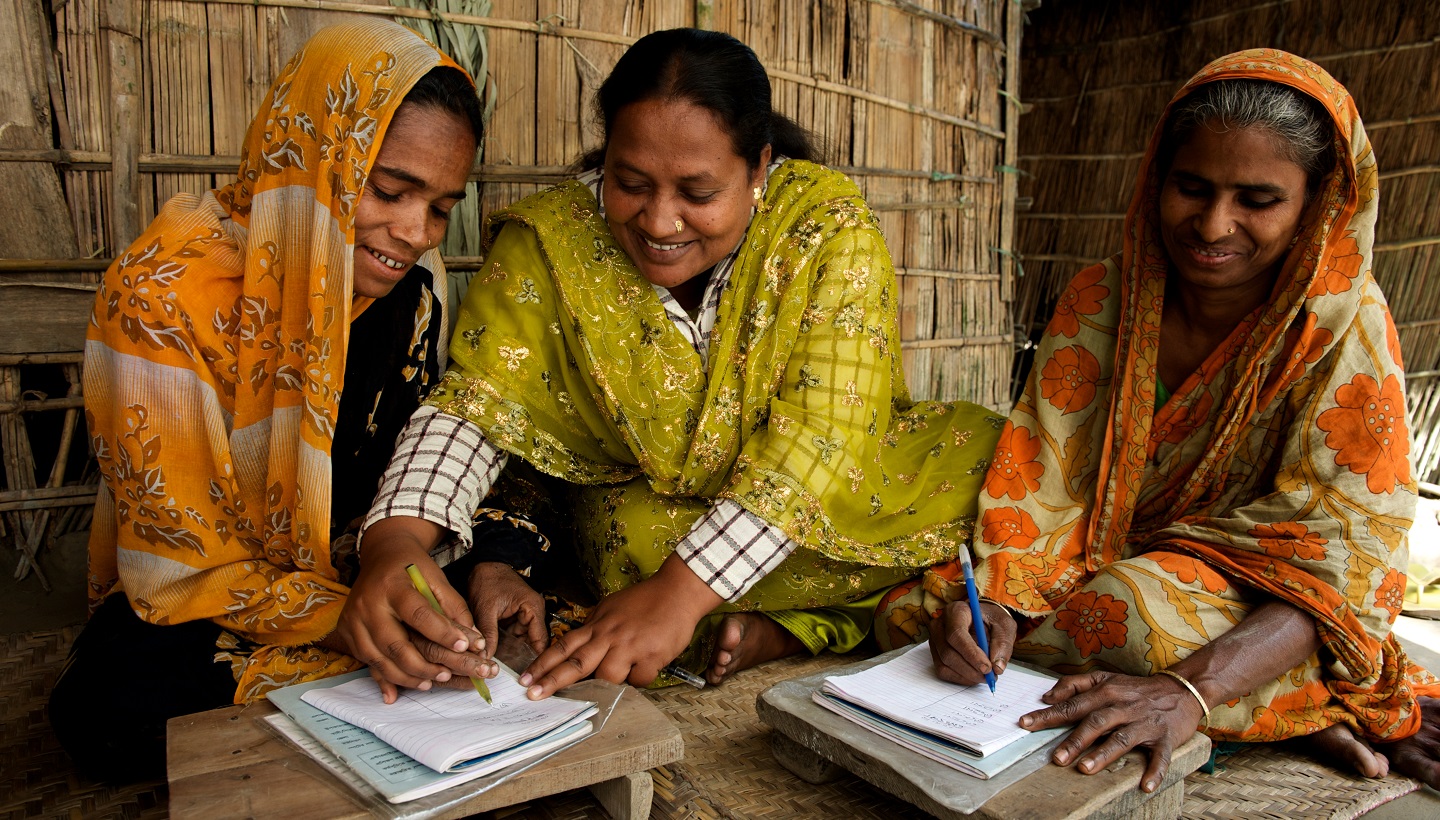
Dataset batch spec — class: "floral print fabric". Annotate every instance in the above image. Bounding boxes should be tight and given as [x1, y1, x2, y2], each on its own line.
[884, 49, 1436, 742]
[83, 21, 459, 701]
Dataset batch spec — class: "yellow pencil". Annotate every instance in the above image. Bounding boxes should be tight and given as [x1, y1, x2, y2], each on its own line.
[405, 563, 492, 704]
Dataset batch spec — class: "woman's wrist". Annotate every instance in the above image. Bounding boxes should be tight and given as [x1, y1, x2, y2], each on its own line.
[650, 553, 725, 623]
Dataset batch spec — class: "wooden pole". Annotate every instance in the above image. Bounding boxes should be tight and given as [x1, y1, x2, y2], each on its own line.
[997, 0, 1022, 304]
[105, 0, 143, 252]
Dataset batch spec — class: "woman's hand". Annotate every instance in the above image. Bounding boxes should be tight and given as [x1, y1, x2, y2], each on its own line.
[930, 600, 1016, 686]
[519, 553, 722, 698]
[1020, 670, 1205, 793]
[333, 517, 493, 702]
[464, 562, 548, 660]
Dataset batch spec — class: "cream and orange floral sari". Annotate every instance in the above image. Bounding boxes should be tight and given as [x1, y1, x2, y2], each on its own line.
[879, 49, 1438, 743]
[84, 21, 457, 701]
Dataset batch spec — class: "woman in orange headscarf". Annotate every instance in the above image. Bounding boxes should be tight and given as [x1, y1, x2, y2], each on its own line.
[886, 49, 1440, 789]
[48, 20, 489, 782]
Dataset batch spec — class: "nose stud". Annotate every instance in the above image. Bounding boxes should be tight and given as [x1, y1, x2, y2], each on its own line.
[675, 219, 684, 234]
[1227, 227, 1235, 234]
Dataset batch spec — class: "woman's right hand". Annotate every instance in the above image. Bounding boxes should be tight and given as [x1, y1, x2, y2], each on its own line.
[929, 599, 1017, 686]
[333, 517, 493, 702]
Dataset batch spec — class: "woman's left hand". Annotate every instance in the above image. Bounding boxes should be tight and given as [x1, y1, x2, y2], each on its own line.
[1020, 670, 1205, 793]
[518, 553, 722, 698]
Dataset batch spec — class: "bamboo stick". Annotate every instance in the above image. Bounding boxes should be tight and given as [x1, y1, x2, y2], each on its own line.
[0, 353, 87, 367]
[105, 0, 143, 252]
[0, 486, 101, 512]
[0, 397, 86, 414]
[1, 366, 49, 589]
[998, 0, 1022, 303]
[0, 260, 108, 272]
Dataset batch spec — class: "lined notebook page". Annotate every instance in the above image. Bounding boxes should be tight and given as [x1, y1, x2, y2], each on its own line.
[302, 669, 593, 773]
[821, 642, 1056, 756]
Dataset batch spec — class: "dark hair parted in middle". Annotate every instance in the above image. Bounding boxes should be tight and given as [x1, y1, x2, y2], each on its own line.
[402, 65, 485, 145]
[581, 28, 817, 170]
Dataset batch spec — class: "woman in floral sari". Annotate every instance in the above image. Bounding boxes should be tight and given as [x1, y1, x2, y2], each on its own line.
[49, 21, 487, 781]
[341, 28, 1003, 699]
[894, 50, 1440, 790]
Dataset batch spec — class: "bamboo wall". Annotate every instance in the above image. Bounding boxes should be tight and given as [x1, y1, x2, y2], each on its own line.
[1015, 0, 1440, 485]
[3, 0, 1025, 410]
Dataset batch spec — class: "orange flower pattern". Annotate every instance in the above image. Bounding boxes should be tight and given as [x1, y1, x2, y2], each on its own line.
[984, 424, 1044, 501]
[1040, 345, 1101, 414]
[882, 49, 1439, 745]
[1048, 264, 1107, 338]
[1248, 521, 1329, 561]
[1375, 568, 1406, 620]
[1149, 551, 1230, 596]
[1307, 233, 1364, 297]
[1317, 374, 1411, 494]
[1054, 591, 1128, 658]
[981, 506, 1040, 550]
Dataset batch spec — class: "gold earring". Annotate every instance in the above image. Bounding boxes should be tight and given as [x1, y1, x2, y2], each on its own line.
[753, 186, 762, 201]
[675, 219, 684, 234]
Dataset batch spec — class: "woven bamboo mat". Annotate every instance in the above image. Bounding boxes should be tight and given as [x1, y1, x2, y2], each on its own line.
[497, 651, 1424, 820]
[1181, 746, 1420, 820]
[0, 627, 167, 820]
[0, 629, 1424, 819]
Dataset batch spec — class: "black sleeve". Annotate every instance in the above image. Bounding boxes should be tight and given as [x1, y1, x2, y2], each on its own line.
[441, 509, 551, 589]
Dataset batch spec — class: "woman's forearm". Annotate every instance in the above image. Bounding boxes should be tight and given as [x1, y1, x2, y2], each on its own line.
[1170, 599, 1320, 712]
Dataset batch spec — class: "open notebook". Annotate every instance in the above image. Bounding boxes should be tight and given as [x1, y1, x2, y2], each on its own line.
[267, 669, 596, 803]
[814, 642, 1065, 779]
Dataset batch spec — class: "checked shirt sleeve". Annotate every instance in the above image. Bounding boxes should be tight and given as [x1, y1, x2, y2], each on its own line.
[361, 405, 508, 567]
[674, 499, 797, 601]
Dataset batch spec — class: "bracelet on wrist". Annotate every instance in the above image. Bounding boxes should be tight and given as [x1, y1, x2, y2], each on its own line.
[1154, 668, 1211, 729]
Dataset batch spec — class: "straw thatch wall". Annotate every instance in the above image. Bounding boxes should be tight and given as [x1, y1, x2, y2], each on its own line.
[4, 0, 1025, 410]
[1014, 0, 1440, 485]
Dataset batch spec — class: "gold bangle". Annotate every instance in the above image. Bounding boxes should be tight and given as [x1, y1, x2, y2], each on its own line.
[1154, 669, 1211, 729]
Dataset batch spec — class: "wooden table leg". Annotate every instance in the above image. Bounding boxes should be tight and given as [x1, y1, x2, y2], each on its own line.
[587, 770, 653, 820]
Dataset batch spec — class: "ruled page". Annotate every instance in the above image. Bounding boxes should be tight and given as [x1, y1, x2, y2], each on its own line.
[821, 642, 1057, 756]
[302, 667, 593, 772]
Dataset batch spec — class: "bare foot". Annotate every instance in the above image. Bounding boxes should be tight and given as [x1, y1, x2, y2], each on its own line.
[1380, 695, 1440, 788]
[707, 613, 805, 685]
[1309, 723, 1389, 778]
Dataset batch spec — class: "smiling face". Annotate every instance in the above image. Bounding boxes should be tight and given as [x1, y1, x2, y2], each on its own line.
[352, 102, 476, 299]
[1158, 125, 1310, 302]
[601, 98, 770, 305]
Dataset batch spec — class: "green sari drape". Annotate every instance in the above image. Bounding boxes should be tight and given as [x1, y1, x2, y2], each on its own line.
[428, 160, 1003, 660]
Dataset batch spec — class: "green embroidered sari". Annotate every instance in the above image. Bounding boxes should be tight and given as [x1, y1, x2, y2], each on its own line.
[428, 160, 1003, 665]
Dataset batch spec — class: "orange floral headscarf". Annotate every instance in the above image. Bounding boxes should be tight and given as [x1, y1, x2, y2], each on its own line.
[84, 20, 463, 700]
[970, 50, 1428, 740]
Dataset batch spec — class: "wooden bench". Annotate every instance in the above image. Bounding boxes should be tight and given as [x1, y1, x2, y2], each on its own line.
[758, 654, 1210, 820]
[166, 685, 683, 820]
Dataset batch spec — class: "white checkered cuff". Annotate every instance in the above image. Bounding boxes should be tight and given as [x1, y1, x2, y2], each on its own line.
[361, 406, 508, 566]
[674, 499, 797, 602]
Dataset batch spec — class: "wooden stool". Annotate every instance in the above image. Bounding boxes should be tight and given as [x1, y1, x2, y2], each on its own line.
[167, 685, 683, 819]
[758, 655, 1210, 820]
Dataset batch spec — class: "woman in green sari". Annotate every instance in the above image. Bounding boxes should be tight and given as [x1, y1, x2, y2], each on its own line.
[337, 28, 1003, 699]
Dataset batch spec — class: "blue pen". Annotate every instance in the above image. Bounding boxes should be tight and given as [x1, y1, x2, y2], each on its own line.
[958, 545, 997, 695]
